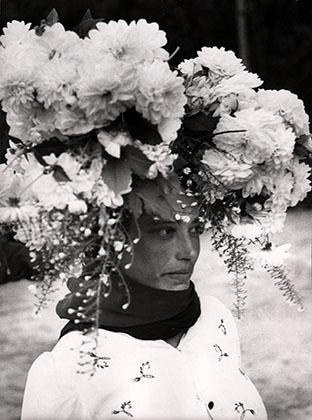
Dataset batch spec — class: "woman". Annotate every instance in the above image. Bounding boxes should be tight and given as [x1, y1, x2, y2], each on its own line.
[1, 12, 309, 420]
[21, 180, 267, 420]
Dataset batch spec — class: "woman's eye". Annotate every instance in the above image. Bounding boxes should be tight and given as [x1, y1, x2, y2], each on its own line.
[154, 227, 175, 238]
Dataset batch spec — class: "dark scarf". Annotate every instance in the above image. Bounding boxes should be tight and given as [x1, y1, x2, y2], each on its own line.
[57, 275, 201, 340]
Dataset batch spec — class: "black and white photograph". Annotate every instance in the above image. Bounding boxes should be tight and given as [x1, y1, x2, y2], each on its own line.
[0, 1, 311, 419]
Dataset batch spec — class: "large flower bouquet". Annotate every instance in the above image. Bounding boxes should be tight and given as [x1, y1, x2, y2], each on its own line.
[0, 10, 311, 319]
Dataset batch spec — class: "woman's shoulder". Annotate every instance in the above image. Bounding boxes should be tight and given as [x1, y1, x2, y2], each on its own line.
[199, 294, 236, 324]
[27, 334, 84, 384]
[187, 294, 241, 358]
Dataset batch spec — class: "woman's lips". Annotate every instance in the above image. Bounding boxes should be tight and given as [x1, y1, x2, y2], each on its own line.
[162, 271, 192, 279]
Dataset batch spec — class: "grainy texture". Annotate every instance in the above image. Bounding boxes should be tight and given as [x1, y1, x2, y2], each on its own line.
[0, 209, 311, 420]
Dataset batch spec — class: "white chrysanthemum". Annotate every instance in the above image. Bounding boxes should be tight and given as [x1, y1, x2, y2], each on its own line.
[213, 109, 288, 165]
[20, 154, 81, 211]
[86, 19, 169, 64]
[0, 22, 48, 109]
[7, 23, 83, 111]
[135, 60, 186, 125]
[4, 100, 57, 145]
[0, 38, 42, 110]
[184, 75, 215, 110]
[54, 104, 94, 136]
[97, 130, 132, 158]
[43, 153, 103, 200]
[136, 141, 177, 178]
[288, 158, 311, 206]
[40, 23, 82, 57]
[264, 172, 294, 213]
[5, 107, 33, 143]
[268, 126, 296, 169]
[157, 118, 182, 143]
[31, 173, 77, 211]
[67, 199, 88, 214]
[197, 47, 245, 79]
[0, 63, 35, 111]
[211, 72, 262, 116]
[93, 179, 124, 208]
[0, 165, 38, 222]
[242, 169, 274, 198]
[0, 204, 38, 223]
[256, 89, 310, 137]
[133, 19, 169, 61]
[77, 55, 136, 127]
[0, 21, 37, 47]
[178, 58, 202, 76]
[36, 59, 78, 108]
[215, 71, 262, 98]
[202, 149, 254, 189]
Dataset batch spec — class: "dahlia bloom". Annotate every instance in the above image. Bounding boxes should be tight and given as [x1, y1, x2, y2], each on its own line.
[213, 109, 295, 165]
[135, 61, 186, 138]
[288, 158, 311, 206]
[256, 89, 310, 137]
[77, 55, 136, 127]
[202, 148, 254, 189]
[136, 141, 177, 179]
[86, 19, 169, 64]
[197, 47, 246, 79]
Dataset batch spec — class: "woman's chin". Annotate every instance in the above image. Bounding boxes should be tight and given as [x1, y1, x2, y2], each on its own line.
[158, 275, 191, 291]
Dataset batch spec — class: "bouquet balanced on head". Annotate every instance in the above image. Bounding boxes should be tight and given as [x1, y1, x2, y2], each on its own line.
[0, 10, 311, 319]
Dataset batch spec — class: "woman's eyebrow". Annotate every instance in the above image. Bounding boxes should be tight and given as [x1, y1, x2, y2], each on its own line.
[138, 214, 175, 227]
[150, 218, 176, 225]
[139, 212, 200, 227]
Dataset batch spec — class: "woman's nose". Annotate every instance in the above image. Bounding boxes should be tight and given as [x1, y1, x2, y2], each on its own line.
[175, 232, 198, 262]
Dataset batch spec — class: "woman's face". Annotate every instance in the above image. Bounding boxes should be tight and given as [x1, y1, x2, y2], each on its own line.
[120, 188, 202, 291]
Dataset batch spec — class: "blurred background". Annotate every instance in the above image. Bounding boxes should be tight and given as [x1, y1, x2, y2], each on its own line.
[0, 1, 311, 419]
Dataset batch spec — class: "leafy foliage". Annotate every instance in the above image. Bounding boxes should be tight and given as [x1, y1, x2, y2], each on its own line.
[265, 264, 304, 311]
[211, 228, 253, 318]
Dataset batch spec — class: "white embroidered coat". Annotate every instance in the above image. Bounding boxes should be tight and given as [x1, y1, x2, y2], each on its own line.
[22, 295, 267, 420]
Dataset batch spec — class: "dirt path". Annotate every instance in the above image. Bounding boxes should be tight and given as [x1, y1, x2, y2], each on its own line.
[0, 209, 311, 420]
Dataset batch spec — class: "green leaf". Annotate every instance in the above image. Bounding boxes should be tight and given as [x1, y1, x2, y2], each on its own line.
[102, 159, 132, 196]
[183, 112, 218, 134]
[294, 141, 312, 161]
[35, 9, 59, 36]
[131, 177, 173, 218]
[73, 10, 104, 38]
[52, 165, 71, 183]
[81, 9, 92, 21]
[124, 146, 152, 177]
[156, 172, 181, 195]
[124, 109, 162, 146]
[126, 192, 143, 220]
[46, 9, 59, 26]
